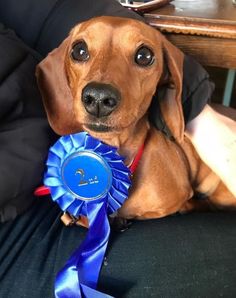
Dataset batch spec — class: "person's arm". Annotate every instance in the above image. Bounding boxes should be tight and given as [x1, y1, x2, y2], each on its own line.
[186, 104, 236, 197]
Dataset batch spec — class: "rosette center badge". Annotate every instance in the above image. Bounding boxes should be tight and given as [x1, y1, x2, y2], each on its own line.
[62, 151, 112, 201]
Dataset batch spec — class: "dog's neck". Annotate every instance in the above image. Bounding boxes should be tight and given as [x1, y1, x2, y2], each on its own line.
[119, 117, 149, 167]
[90, 117, 149, 166]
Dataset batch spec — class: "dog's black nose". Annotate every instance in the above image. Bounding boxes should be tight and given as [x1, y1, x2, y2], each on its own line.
[82, 82, 121, 118]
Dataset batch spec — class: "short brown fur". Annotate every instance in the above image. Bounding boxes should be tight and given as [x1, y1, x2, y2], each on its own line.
[36, 16, 236, 220]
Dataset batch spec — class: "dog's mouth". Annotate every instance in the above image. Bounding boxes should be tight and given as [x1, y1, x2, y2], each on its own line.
[84, 123, 114, 133]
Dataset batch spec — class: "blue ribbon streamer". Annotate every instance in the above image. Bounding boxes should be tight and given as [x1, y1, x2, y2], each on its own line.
[44, 132, 131, 298]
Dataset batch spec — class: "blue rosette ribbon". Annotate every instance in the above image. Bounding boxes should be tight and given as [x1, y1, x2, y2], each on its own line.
[44, 132, 131, 298]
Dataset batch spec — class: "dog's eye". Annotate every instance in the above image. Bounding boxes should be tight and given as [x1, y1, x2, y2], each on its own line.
[135, 46, 154, 67]
[71, 41, 90, 62]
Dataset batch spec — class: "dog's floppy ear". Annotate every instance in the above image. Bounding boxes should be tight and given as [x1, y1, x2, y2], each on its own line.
[36, 36, 78, 135]
[157, 35, 184, 143]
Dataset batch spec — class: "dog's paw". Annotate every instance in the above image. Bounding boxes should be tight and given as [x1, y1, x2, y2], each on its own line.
[110, 216, 133, 232]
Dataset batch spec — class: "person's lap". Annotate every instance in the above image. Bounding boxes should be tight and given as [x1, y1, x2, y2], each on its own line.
[1, 197, 236, 297]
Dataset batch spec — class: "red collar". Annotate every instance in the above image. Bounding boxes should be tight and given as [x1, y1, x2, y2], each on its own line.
[129, 143, 144, 174]
[34, 144, 144, 197]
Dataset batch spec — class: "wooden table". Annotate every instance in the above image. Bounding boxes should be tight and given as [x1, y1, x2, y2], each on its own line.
[144, 0, 236, 69]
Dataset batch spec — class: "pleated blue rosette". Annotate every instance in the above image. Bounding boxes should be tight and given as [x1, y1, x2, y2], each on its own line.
[44, 132, 131, 298]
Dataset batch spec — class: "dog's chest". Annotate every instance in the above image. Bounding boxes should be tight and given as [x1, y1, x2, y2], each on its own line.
[118, 129, 194, 219]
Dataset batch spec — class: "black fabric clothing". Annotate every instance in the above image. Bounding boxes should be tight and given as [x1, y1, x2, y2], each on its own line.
[181, 55, 214, 123]
[0, 23, 55, 222]
[0, 0, 142, 55]
[1, 198, 236, 298]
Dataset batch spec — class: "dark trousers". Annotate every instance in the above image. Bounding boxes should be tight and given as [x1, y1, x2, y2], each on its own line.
[1, 197, 236, 297]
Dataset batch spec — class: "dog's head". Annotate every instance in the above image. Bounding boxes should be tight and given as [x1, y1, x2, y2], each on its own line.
[36, 16, 184, 143]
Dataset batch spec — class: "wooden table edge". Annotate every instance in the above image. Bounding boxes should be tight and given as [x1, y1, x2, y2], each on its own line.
[145, 14, 236, 39]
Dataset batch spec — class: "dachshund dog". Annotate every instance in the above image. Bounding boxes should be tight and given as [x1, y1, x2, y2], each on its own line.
[36, 16, 236, 220]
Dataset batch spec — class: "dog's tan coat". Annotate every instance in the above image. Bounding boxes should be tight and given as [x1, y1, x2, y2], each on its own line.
[36, 16, 236, 220]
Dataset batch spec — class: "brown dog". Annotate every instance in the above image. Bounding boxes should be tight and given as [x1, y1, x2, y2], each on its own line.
[36, 16, 236, 220]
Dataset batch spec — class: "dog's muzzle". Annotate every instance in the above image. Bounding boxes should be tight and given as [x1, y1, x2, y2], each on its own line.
[82, 82, 121, 118]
